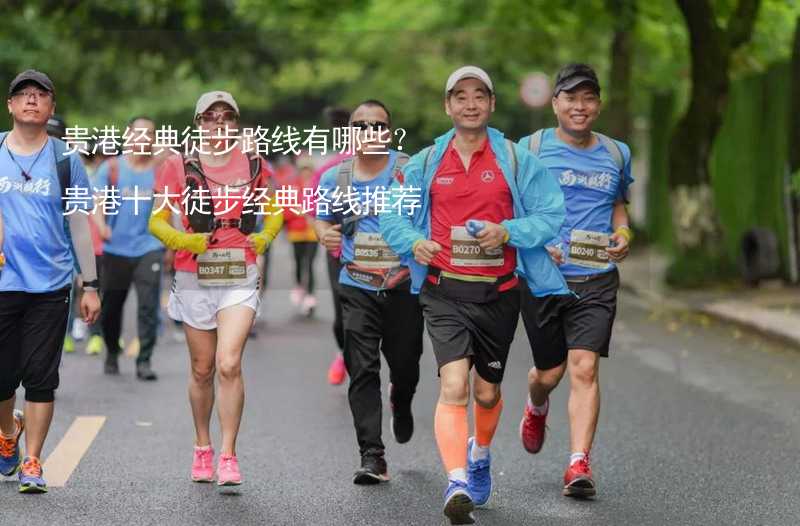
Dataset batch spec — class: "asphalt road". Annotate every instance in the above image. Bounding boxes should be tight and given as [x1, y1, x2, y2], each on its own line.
[2, 237, 799, 525]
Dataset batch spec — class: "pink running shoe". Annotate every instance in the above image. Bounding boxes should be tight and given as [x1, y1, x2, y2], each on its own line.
[301, 295, 317, 317]
[290, 287, 305, 307]
[217, 454, 242, 486]
[191, 445, 214, 482]
[327, 352, 347, 385]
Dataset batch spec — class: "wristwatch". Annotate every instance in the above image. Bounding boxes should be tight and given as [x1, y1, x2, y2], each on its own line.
[82, 279, 100, 291]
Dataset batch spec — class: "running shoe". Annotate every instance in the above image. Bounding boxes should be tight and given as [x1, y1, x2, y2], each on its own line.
[191, 445, 214, 483]
[443, 480, 475, 525]
[18, 456, 47, 494]
[71, 319, 89, 341]
[520, 397, 548, 454]
[353, 448, 389, 485]
[104, 353, 120, 375]
[389, 383, 413, 444]
[216, 454, 242, 486]
[563, 452, 596, 498]
[136, 361, 158, 381]
[289, 286, 305, 307]
[86, 334, 103, 355]
[301, 294, 317, 317]
[327, 352, 347, 385]
[0, 410, 24, 476]
[63, 335, 75, 354]
[466, 437, 492, 507]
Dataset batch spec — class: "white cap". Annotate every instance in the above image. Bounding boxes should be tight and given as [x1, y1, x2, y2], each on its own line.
[445, 66, 494, 95]
[194, 91, 240, 117]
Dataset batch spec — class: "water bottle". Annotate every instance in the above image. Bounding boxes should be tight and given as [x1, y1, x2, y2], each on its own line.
[465, 219, 485, 237]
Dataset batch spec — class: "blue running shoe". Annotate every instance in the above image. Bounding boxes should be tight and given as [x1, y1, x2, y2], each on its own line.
[467, 436, 492, 507]
[0, 410, 24, 476]
[443, 479, 474, 525]
[19, 456, 47, 494]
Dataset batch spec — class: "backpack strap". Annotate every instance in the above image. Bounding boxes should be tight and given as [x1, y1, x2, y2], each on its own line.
[527, 129, 545, 156]
[51, 138, 72, 212]
[592, 132, 624, 172]
[335, 157, 355, 192]
[504, 139, 518, 181]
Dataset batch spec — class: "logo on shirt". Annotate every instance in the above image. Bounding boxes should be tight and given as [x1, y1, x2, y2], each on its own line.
[394, 170, 404, 184]
[480, 170, 495, 183]
[559, 169, 613, 190]
[0, 176, 52, 196]
[435, 177, 455, 185]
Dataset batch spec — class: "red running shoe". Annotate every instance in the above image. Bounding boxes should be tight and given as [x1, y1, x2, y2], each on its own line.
[519, 398, 548, 454]
[327, 352, 347, 385]
[563, 452, 596, 498]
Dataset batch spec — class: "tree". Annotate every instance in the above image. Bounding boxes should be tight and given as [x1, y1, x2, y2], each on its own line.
[604, 0, 637, 144]
[666, 0, 762, 253]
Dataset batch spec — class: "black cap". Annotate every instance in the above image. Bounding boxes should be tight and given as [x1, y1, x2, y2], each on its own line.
[553, 64, 600, 97]
[9, 69, 55, 96]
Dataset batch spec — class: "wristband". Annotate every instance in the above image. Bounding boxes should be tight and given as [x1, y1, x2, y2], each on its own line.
[82, 279, 100, 291]
[615, 226, 633, 244]
[412, 239, 425, 253]
[502, 230, 510, 244]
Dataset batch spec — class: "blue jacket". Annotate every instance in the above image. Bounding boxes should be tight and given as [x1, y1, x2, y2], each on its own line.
[379, 127, 570, 297]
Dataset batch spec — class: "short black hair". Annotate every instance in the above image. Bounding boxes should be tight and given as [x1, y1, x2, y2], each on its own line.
[553, 63, 601, 97]
[324, 106, 351, 128]
[352, 99, 392, 127]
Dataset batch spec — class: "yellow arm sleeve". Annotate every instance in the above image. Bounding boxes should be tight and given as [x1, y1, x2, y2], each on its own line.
[148, 208, 208, 254]
[248, 200, 284, 255]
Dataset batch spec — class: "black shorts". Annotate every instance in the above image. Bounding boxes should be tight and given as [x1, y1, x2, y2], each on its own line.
[520, 268, 619, 370]
[420, 281, 520, 384]
[0, 287, 71, 402]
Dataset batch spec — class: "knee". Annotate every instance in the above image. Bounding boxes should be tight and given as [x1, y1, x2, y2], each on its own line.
[439, 374, 469, 405]
[529, 365, 564, 390]
[190, 362, 215, 386]
[474, 384, 500, 409]
[216, 356, 242, 382]
[568, 354, 598, 386]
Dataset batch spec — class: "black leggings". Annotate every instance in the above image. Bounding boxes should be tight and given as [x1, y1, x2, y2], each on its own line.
[292, 242, 318, 294]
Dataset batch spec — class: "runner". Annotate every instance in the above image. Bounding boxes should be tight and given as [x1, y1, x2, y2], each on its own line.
[93, 116, 164, 380]
[517, 63, 633, 499]
[284, 158, 318, 316]
[0, 69, 100, 493]
[149, 91, 282, 486]
[380, 67, 568, 524]
[315, 99, 424, 484]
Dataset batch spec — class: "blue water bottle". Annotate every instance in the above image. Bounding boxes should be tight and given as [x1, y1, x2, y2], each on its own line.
[466, 219, 485, 237]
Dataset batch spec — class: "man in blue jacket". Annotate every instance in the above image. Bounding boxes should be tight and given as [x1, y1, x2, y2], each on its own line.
[380, 66, 568, 525]
[518, 63, 634, 499]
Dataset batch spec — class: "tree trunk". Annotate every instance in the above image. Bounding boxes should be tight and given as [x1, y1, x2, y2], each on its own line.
[605, 0, 636, 144]
[667, 0, 761, 251]
[789, 16, 800, 172]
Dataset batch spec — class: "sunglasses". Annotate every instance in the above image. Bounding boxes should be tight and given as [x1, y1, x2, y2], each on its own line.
[199, 110, 238, 123]
[351, 120, 389, 131]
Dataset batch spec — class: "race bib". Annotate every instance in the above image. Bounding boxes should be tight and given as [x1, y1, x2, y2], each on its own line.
[450, 226, 504, 267]
[352, 232, 400, 269]
[568, 230, 610, 269]
[196, 248, 247, 286]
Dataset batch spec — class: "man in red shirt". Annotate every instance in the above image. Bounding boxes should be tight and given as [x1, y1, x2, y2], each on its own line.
[381, 66, 567, 524]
